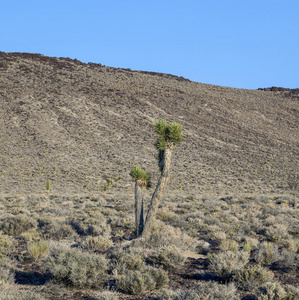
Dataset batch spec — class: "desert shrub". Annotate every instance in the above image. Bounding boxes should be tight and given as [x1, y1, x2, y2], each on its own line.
[116, 266, 168, 295]
[255, 242, 280, 265]
[0, 256, 15, 288]
[0, 233, 13, 255]
[157, 209, 175, 222]
[256, 282, 288, 299]
[220, 240, 239, 252]
[154, 281, 239, 300]
[234, 264, 274, 291]
[138, 224, 197, 251]
[1, 214, 37, 236]
[69, 218, 111, 238]
[275, 250, 297, 269]
[20, 228, 40, 241]
[147, 246, 186, 270]
[0, 288, 45, 300]
[37, 218, 76, 240]
[283, 285, 299, 300]
[96, 291, 119, 300]
[83, 236, 113, 251]
[209, 251, 249, 280]
[46, 247, 108, 289]
[243, 237, 259, 248]
[28, 240, 49, 261]
[283, 238, 299, 253]
[111, 251, 145, 275]
[266, 224, 290, 242]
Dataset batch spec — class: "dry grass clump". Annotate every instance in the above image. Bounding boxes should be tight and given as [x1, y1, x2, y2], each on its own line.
[155, 281, 239, 300]
[116, 266, 168, 295]
[209, 251, 249, 280]
[27, 240, 49, 261]
[46, 246, 108, 289]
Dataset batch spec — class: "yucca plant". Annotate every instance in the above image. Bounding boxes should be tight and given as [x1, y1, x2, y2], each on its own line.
[130, 166, 151, 237]
[130, 119, 184, 237]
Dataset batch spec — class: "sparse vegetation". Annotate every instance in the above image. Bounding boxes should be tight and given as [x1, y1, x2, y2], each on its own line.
[46, 246, 108, 289]
[116, 266, 169, 295]
[28, 240, 49, 261]
[0, 53, 298, 299]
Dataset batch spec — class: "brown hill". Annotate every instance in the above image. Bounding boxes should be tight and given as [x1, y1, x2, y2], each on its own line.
[0, 52, 298, 195]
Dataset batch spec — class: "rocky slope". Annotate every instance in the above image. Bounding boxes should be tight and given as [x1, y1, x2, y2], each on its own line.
[0, 52, 298, 195]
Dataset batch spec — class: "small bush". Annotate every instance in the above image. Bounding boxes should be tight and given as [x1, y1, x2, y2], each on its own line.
[116, 266, 168, 295]
[0, 257, 15, 288]
[46, 247, 108, 289]
[83, 236, 113, 251]
[111, 252, 145, 275]
[234, 264, 274, 291]
[209, 251, 249, 280]
[147, 246, 186, 270]
[283, 238, 299, 253]
[266, 224, 290, 242]
[0, 233, 13, 255]
[220, 240, 239, 252]
[69, 219, 111, 238]
[275, 250, 297, 269]
[139, 224, 197, 252]
[0, 289, 45, 300]
[38, 218, 76, 240]
[255, 242, 280, 265]
[256, 282, 287, 299]
[154, 281, 239, 300]
[1, 214, 37, 236]
[284, 285, 299, 300]
[28, 240, 49, 261]
[97, 291, 119, 300]
[20, 228, 39, 241]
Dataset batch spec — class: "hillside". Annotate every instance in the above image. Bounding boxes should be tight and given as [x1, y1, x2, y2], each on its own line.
[0, 51, 298, 195]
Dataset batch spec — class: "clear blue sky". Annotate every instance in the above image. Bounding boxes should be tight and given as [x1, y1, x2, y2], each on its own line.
[1, 0, 298, 89]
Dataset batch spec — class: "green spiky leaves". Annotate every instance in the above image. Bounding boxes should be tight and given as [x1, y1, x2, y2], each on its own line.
[154, 119, 184, 150]
[130, 165, 151, 188]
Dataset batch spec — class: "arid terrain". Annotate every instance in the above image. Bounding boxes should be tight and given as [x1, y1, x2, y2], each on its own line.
[0, 52, 298, 195]
[0, 52, 298, 299]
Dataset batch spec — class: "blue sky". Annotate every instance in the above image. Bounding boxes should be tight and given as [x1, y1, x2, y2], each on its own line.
[1, 0, 298, 89]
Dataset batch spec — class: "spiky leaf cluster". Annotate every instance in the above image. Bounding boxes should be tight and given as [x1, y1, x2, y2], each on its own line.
[154, 119, 184, 150]
[130, 166, 151, 188]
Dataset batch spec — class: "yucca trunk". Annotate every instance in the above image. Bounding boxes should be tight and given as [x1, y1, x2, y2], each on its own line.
[142, 146, 173, 237]
[135, 181, 144, 237]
